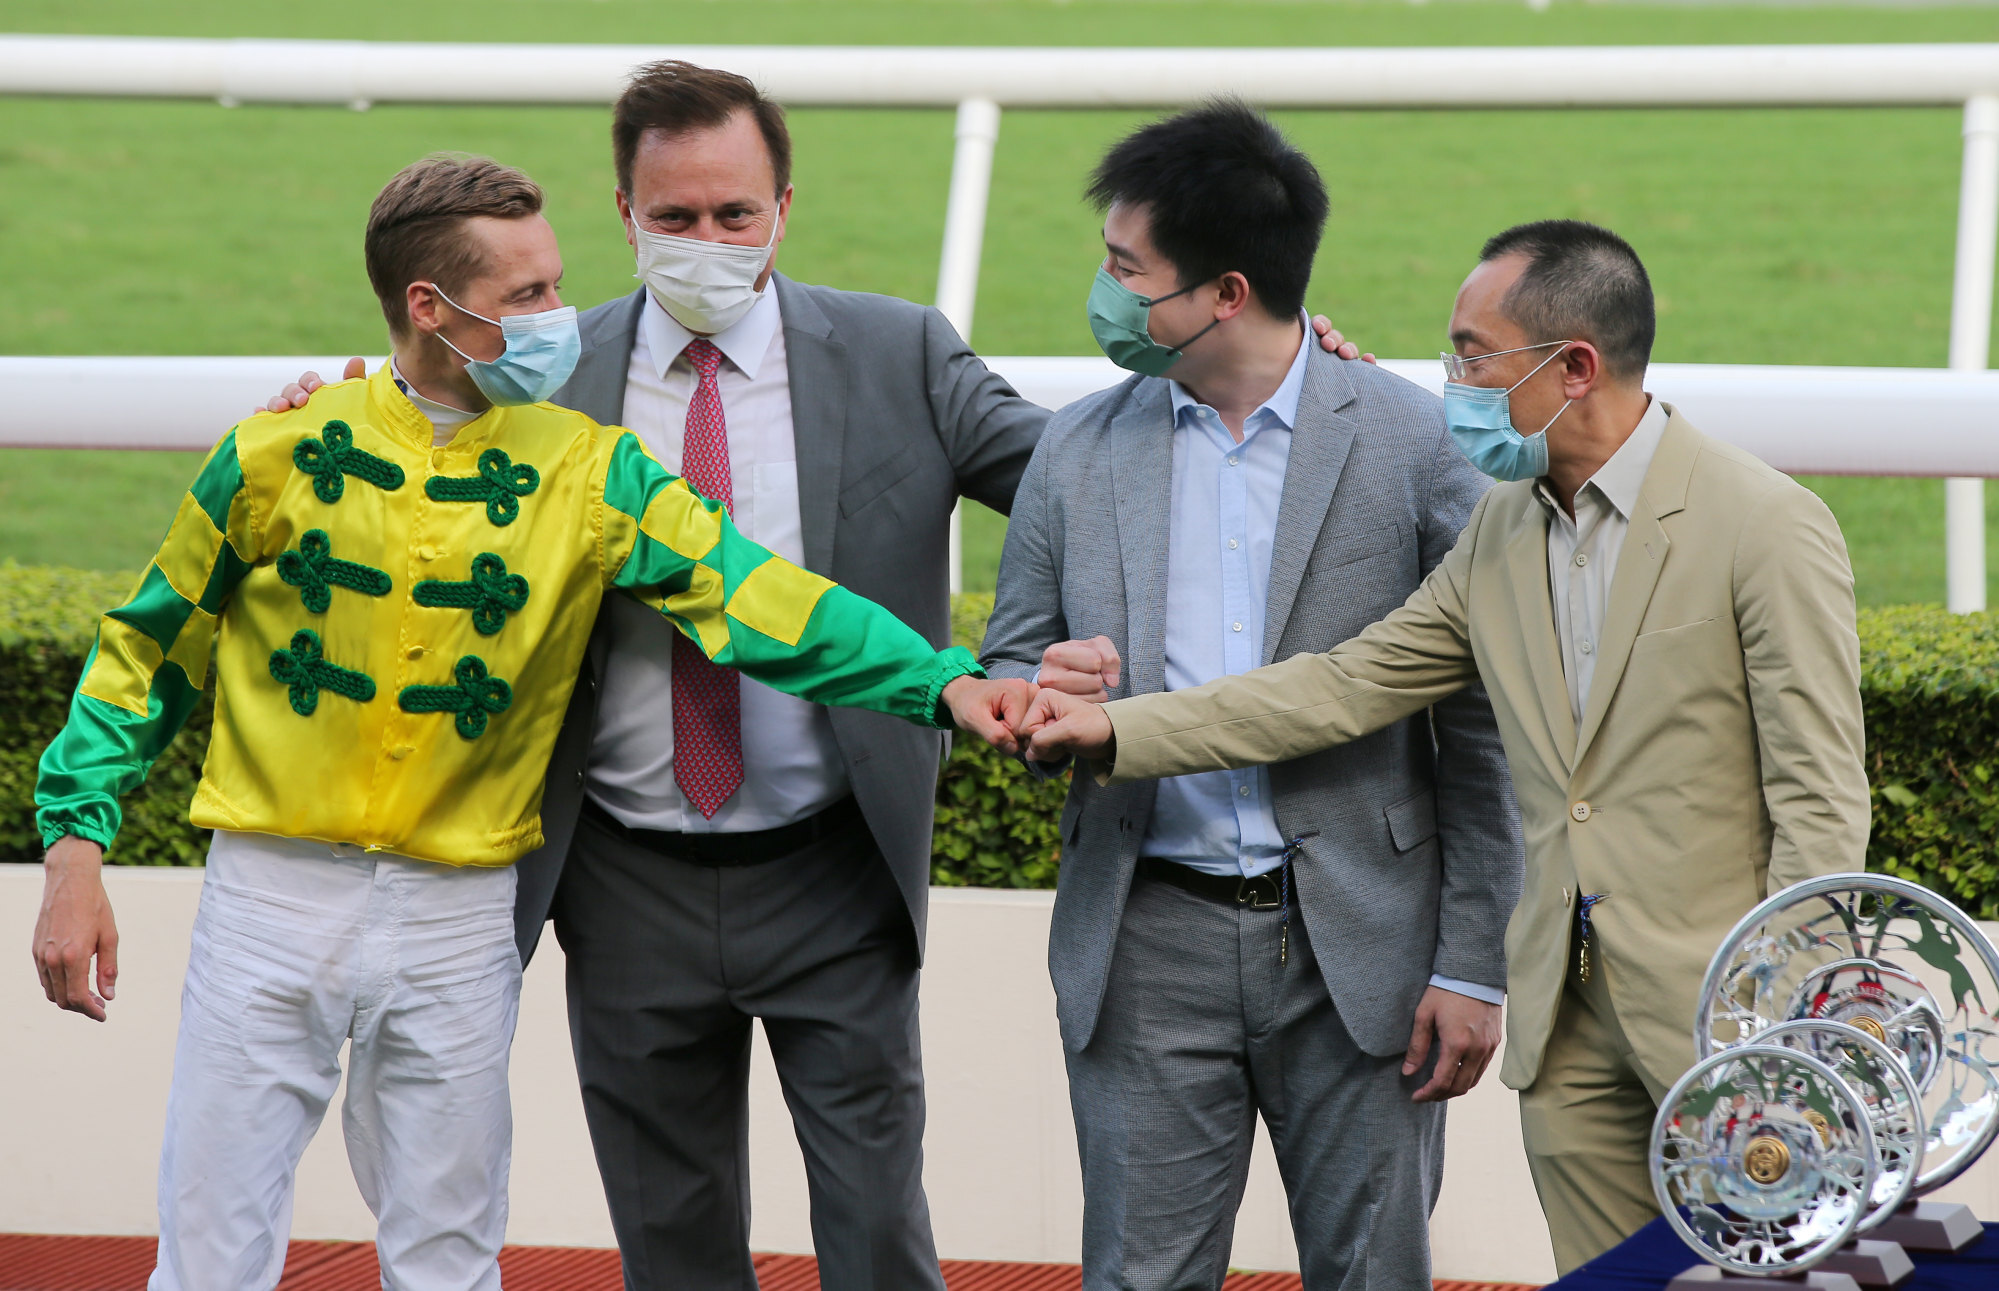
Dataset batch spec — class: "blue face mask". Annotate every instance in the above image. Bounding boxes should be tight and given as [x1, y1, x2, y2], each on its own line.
[430, 285, 581, 407]
[1087, 267, 1220, 377]
[1442, 342, 1574, 482]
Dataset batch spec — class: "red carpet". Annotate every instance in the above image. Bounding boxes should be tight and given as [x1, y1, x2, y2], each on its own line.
[0, 1234, 1541, 1290]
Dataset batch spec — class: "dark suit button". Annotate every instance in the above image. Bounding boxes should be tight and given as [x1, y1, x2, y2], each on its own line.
[575, 770, 586, 787]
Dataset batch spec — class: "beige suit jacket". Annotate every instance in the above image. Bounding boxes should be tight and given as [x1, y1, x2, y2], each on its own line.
[1102, 407, 1870, 1093]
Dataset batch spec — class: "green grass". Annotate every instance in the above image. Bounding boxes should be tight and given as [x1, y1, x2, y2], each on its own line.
[3, 1, 1999, 601]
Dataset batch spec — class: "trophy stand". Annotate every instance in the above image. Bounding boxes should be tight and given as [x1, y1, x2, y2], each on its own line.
[1812, 1239, 1914, 1287]
[1666, 1268, 1862, 1291]
[1869, 1200, 1982, 1252]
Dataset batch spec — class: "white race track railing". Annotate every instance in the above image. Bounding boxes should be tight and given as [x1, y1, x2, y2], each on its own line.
[2, 37, 1997, 600]
[9, 355, 1999, 481]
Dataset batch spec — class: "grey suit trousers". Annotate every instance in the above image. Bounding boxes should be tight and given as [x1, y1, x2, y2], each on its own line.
[552, 806, 943, 1291]
[1068, 873, 1445, 1291]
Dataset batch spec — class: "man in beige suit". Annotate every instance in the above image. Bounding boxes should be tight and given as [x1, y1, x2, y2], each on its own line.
[1016, 219, 1871, 1272]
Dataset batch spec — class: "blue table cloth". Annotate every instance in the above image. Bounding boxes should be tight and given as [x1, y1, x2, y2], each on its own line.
[1549, 1217, 1999, 1290]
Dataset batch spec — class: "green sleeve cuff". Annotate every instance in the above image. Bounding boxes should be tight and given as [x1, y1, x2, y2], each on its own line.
[38, 812, 117, 854]
[923, 646, 986, 729]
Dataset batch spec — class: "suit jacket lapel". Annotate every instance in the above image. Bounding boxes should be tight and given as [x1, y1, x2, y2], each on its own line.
[775, 276, 848, 575]
[1262, 347, 1358, 663]
[1110, 381, 1176, 696]
[558, 288, 646, 426]
[1504, 505, 1578, 775]
[1572, 411, 1699, 761]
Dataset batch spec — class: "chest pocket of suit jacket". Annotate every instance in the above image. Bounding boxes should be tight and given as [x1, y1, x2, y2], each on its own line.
[1305, 522, 1406, 583]
[1630, 615, 1729, 657]
[839, 443, 924, 519]
[1626, 615, 1739, 698]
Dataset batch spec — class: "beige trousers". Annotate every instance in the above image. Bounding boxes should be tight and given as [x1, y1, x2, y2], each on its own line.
[1517, 959, 1673, 1275]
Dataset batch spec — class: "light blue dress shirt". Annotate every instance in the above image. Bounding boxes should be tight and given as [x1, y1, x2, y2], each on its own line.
[1141, 329, 1306, 880]
[1139, 326, 1501, 1005]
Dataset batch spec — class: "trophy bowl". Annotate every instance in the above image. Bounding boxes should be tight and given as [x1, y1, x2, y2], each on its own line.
[1755, 1019, 1924, 1233]
[1695, 872, 1999, 1196]
[1652, 1044, 1878, 1274]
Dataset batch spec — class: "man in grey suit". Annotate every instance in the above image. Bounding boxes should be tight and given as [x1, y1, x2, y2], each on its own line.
[503, 63, 1042, 1291]
[980, 103, 1523, 1289]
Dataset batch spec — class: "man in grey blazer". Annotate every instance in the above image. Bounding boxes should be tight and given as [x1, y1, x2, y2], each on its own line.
[500, 63, 1042, 1291]
[981, 104, 1523, 1289]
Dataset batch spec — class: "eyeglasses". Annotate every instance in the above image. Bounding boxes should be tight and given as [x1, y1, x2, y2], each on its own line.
[1439, 340, 1572, 383]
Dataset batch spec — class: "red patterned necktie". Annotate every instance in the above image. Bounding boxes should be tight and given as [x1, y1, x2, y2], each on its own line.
[672, 338, 744, 819]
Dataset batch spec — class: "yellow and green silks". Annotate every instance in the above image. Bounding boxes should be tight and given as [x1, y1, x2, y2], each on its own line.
[36, 367, 978, 866]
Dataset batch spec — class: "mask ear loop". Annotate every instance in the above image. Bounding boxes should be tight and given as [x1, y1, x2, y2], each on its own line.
[425, 283, 501, 367]
[1141, 278, 1224, 357]
[1506, 340, 1578, 439]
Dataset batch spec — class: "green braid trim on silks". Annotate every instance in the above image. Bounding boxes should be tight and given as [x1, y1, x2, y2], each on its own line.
[276, 529, 393, 613]
[268, 629, 377, 715]
[397, 654, 513, 739]
[424, 448, 540, 526]
[293, 420, 406, 504]
[412, 552, 529, 635]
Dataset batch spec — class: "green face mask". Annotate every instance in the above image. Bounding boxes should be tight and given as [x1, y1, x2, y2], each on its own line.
[1086, 266, 1220, 377]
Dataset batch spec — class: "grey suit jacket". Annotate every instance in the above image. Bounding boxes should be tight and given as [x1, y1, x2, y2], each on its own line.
[981, 346, 1524, 1056]
[512, 277, 1048, 963]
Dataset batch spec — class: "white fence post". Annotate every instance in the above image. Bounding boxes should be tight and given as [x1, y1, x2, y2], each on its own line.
[1947, 94, 1999, 614]
[935, 97, 1001, 597]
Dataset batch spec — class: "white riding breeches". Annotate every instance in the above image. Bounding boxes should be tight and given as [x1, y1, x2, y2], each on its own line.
[148, 831, 521, 1291]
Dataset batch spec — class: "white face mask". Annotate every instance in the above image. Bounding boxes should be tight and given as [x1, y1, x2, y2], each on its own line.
[628, 204, 780, 335]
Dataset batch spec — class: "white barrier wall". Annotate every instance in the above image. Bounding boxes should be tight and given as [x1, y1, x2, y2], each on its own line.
[5, 865, 1998, 1282]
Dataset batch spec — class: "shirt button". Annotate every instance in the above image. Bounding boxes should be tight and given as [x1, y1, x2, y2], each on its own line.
[406, 645, 426, 660]
[1228, 539, 1239, 550]
[1575, 553, 1588, 567]
[418, 545, 440, 561]
[1232, 621, 1243, 632]
[1579, 639, 1593, 655]
[1238, 785, 1251, 797]
[1572, 802, 1593, 822]
[389, 745, 416, 761]
[1227, 456, 1239, 466]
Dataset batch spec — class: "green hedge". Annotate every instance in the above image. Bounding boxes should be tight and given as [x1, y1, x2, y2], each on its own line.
[1858, 606, 1999, 918]
[5, 560, 1996, 912]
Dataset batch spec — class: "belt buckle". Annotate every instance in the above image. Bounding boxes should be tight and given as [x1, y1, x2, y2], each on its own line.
[1236, 875, 1282, 911]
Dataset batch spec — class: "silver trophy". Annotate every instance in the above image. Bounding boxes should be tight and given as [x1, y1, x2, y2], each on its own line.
[1698, 874, 1999, 1250]
[1650, 872, 1999, 1287]
[1652, 1043, 1879, 1286]
[1752, 1020, 1928, 1283]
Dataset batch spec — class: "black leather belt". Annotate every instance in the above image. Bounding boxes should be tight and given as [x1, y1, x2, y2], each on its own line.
[1136, 856, 1288, 911]
[581, 794, 864, 867]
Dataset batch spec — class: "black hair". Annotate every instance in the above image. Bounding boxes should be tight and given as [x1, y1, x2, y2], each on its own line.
[1479, 220, 1656, 381]
[1087, 99, 1328, 318]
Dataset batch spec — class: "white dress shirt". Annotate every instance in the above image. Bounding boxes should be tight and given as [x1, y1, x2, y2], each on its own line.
[584, 287, 852, 833]
[1535, 396, 1670, 734]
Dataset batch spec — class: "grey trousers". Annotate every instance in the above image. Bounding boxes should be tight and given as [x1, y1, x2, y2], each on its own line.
[551, 806, 944, 1291]
[1067, 872, 1445, 1291]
